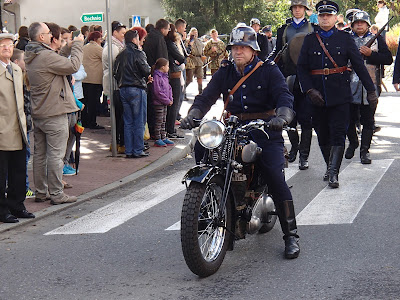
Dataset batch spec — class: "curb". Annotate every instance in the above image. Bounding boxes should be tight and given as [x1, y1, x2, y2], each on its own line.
[0, 134, 197, 234]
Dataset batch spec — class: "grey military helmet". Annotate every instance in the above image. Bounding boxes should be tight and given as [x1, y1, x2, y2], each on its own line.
[290, 0, 310, 10]
[351, 11, 371, 27]
[227, 25, 260, 52]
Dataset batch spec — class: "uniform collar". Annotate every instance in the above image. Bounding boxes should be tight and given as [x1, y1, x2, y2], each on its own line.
[316, 26, 337, 38]
[291, 18, 307, 29]
[233, 56, 261, 76]
[352, 31, 372, 38]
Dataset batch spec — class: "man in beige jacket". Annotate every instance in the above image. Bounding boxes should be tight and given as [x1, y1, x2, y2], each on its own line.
[25, 22, 84, 205]
[0, 33, 34, 223]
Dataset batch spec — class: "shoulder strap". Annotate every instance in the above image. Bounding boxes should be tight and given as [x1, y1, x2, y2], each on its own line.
[220, 61, 264, 121]
[315, 33, 339, 68]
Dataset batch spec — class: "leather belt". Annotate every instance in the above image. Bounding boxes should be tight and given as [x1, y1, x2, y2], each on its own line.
[310, 66, 349, 75]
[170, 71, 181, 79]
[230, 109, 276, 121]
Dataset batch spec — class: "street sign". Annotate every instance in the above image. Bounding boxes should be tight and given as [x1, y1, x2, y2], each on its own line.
[81, 12, 104, 23]
[132, 15, 141, 27]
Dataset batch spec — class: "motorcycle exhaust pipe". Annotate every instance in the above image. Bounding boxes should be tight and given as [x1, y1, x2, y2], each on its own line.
[246, 194, 275, 234]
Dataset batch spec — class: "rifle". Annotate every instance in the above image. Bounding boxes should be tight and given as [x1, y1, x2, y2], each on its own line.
[273, 42, 288, 63]
[365, 16, 393, 48]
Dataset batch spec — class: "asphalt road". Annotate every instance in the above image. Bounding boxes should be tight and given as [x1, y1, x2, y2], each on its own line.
[1, 92, 400, 300]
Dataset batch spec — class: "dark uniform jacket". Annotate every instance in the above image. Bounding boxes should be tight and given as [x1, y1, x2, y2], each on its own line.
[297, 27, 375, 107]
[114, 42, 151, 90]
[393, 42, 400, 84]
[143, 29, 168, 67]
[257, 33, 269, 61]
[191, 57, 293, 116]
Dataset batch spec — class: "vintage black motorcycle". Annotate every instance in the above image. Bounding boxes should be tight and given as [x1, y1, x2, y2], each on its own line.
[180, 116, 279, 277]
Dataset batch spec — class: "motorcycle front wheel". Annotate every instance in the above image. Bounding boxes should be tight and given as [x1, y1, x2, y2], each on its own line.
[181, 179, 232, 277]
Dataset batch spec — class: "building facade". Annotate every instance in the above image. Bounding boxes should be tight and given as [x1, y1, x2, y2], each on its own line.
[1, 0, 166, 33]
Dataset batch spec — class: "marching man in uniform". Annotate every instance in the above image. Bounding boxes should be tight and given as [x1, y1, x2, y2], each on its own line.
[345, 11, 392, 164]
[269, 0, 317, 171]
[297, 0, 378, 188]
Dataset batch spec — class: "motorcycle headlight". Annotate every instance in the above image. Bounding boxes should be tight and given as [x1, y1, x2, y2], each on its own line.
[198, 120, 225, 149]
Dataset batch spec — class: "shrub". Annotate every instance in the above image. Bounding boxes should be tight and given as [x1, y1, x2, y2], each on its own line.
[386, 23, 400, 56]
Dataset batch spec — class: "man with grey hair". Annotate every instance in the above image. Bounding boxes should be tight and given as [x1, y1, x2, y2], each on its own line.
[25, 22, 84, 205]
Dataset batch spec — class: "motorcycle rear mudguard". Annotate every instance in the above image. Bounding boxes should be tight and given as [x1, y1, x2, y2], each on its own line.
[182, 165, 222, 184]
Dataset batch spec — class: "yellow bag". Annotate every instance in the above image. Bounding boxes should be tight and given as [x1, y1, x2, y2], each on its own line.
[144, 123, 150, 140]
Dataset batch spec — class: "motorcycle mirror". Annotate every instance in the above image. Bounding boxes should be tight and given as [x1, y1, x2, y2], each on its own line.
[258, 126, 269, 139]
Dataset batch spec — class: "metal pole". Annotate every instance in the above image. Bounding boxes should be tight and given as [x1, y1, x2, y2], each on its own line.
[106, 0, 117, 157]
[0, 0, 3, 32]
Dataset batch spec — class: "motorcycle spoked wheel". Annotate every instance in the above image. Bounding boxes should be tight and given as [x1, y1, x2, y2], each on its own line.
[181, 179, 232, 277]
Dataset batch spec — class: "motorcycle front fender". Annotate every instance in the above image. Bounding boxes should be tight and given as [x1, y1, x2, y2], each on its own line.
[182, 165, 221, 185]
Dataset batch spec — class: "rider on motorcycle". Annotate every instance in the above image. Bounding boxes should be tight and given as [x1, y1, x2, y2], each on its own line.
[181, 24, 300, 259]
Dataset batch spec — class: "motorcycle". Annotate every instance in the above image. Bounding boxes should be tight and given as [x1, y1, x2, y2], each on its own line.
[180, 115, 279, 277]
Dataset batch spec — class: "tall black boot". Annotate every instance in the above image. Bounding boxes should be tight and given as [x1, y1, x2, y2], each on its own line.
[298, 128, 312, 170]
[320, 146, 331, 181]
[345, 124, 359, 159]
[276, 200, 300, 259]
[328, 146, 345, 188]
[360, 129, 373, 164]
[287, 129, 299, 163]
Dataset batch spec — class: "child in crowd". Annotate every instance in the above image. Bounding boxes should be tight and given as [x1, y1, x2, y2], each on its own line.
[151, 58, 174, 147]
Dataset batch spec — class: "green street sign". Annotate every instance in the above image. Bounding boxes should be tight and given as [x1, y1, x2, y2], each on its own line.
[81, 12, 104, 23]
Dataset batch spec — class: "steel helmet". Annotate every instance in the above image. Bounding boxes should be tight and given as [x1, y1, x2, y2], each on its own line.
[227, 25, 260, 52]
[351, 11, 371, 27]
[250, 18, 261, 26]
[290, 0, 310, 10]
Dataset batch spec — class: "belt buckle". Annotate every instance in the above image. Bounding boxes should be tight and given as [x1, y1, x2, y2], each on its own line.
[323, 68, 330, 75]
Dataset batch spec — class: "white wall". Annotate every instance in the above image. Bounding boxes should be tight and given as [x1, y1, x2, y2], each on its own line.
[3, 0, 166, 33]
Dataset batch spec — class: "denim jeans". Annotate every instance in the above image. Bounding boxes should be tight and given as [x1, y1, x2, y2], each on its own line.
[120, 87, 147, 156]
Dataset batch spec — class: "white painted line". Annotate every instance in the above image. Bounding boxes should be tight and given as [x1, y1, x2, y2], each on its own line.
[285, 164, 300, 181]
[297, 159, 393, 225]
[45, 171, 187, 235]
[165, 221, 181, 231]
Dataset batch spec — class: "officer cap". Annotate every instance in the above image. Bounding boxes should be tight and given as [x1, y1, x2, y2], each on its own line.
[316, 0, 339, 15]
[351, 11, 371, 27]
[250, 18, 261, 26]
[290, 0, 310, 10]
[227, 25, 260, 52]
[345, 8, 361, 22]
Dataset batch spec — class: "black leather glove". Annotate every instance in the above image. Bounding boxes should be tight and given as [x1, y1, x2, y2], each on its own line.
[269, 107, 295, 131]
[307, 88, 325, 107]
[180, 108, 204, 129]
[367, 90, 378, 112]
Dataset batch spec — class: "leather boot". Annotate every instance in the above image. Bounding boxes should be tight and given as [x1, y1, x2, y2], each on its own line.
[276, 200, 300, 259]
[287, 129, 299, 163]
[328, 146, 344, 188]
[345, 124, 359, 159]
[320, 146, 331, 181]
[298, 128, 312, 170]
[360, 128, 373, 164]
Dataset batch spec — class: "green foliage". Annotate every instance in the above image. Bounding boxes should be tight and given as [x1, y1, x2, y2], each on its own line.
[386, 23, 400, 56]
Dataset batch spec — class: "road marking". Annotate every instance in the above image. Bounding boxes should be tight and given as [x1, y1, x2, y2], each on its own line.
[297, 159, 393, 225]
[165, 164, 300, 231]
[45, 171, 187, 235]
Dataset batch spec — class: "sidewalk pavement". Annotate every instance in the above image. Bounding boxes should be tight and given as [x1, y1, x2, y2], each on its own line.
[0, 118, 195, 232]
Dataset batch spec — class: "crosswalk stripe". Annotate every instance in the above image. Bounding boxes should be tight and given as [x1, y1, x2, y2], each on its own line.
[44, 171, 187, 235]
[165, 164, 301, 231]
[297, 159, 393, 225]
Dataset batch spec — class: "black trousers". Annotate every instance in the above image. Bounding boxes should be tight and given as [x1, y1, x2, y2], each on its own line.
[0, 147, 27, 216]
[312, 103, 350, 147]
[82, 83, 103, 128]
[349, 103, 375, 130]
[289, 80, 312, 129]
[166, 77, 182, 134]
[113, 90, 124, 146]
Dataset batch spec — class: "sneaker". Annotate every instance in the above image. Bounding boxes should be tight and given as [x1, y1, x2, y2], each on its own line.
[63, 165, 75, 176]
[35, 193, 49, 203]
[66, 165, 76, 173]
[154, 139, 167, 147]
[26, 188, 35, 199]
[50, 193, 77, 205]
[167, 132, 185, 139]
[162, 138, 174, 146]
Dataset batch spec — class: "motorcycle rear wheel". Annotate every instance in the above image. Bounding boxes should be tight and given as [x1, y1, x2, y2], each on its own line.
[181, 180, 232, 277]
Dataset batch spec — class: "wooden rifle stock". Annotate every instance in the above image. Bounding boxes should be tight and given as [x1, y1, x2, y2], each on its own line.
[365, 16, 393, 48]
[273, 43, 288, 63]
